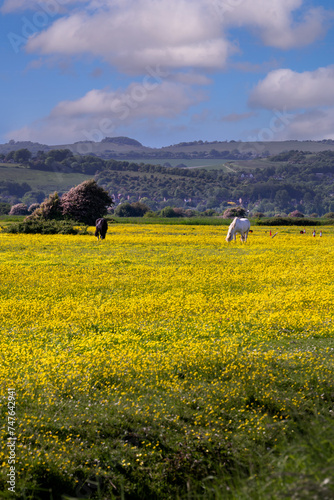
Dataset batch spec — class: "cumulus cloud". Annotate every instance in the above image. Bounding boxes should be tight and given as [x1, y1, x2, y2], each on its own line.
[211, 0, 329, 49]
[273, 109, 334, 141]
[1, 0, 88, 14]
[249, 66, 334, 110]
[6, 80, 206, 144]
[24, 0, 232, 73]
[15, 0, 329, 74]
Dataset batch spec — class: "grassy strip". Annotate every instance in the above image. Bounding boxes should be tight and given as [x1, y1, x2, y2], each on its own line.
[110, 216, 334, 226]
[1, 215, 334, 228]
[1, 337, 333, 500]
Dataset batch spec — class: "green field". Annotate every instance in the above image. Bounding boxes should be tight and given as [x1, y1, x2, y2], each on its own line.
[119, 157, 279, 172]
[120, 158, 233, 170]
[0, 164, 91, 193]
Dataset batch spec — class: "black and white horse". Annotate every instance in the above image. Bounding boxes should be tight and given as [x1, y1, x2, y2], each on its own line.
[95, 218, 108, 240]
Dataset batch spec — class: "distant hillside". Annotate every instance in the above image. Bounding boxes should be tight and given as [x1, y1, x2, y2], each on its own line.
[0, 140, 51, 154]
[100, 136, 143, 147]
[1, 148, 334, 216]
[3, 137, 334, 160]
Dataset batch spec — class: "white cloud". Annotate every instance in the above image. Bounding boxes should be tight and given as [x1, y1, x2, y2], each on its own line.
[212, 0, 329, 49]
[273, 109, 334, 141]
[25, 0, 232, 73]
[1, 0, 88, 14]
[6, 80, 206, 144]
[17, 0, 330, 75]
[249, 66, 334, 110]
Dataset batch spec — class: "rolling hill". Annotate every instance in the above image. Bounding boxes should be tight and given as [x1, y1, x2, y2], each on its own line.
[1, 140, 334, 216]
[3, 136, 334, 161]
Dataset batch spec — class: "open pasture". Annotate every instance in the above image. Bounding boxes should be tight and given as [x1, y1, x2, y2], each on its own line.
[0, 225, 334, 499]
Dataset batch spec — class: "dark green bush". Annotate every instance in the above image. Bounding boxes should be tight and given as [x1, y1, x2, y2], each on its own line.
[289, 210, 304, 218]
[222, 206, 247, 219]
[160, 206, 181, 218]
[115, 201, 150, 217]
[322, 212, 334, 219]
[0, 202, 11, 215]
[256, 217, 321, 226]
[143, 210, 157, 218]
[26, 192, 62, 221]
[1, 220, 88, 235]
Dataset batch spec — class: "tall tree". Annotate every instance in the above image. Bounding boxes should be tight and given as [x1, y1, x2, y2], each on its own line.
[13, 149, 32, 164]
[61, 179, 113, 224]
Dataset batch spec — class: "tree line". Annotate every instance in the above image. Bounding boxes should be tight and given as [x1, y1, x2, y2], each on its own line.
[2, 148, 334, 216]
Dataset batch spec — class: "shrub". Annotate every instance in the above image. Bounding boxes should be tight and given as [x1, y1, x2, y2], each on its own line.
[61, 180, 113, 225]
[289, 210, 304, 218]
[222, 206, 247, 219]
[129, 202, 150, 216]
[25, 192, 62, 221]
[173, 208, 185, 217]
[115, 201, 134, 217]
[203, 209, 218, 217]
[323, 212, 334, 219]
[2, 220, 87, 235]
[113, 201, 151, 217]
[185, 209, 196, 217]
[257, 217, 321, 226]
[160, 206, 180, 218]
[9, 203, 28, 215]
[0, 202, 11, 215]
[28, 203, 40, 213]
[143, 210, 157, 218]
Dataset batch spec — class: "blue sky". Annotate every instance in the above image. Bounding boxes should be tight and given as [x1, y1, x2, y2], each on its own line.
[1, 0, 334, 147]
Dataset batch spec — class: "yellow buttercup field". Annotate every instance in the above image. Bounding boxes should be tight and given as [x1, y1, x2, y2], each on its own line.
[0, 224, 333, 499]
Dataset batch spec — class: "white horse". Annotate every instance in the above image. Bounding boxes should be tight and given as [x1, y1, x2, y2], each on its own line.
[226, 217, 251, 243]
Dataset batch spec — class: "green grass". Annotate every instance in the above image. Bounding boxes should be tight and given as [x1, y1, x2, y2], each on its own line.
[1, 215, 332, 228]
[120, 158, 233, 170]
[119, 157, 276, 171]
[111, 216, 232, 225]
[2, 337, 333, 500]
[0, 165, 91, 193]
[0, 162, 23, 168]
[0, 215, 26, 223]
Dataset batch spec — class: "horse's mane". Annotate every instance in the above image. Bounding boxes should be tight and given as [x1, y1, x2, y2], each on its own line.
[226, 217, 238, 237]
[230, 217, 238, 229]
